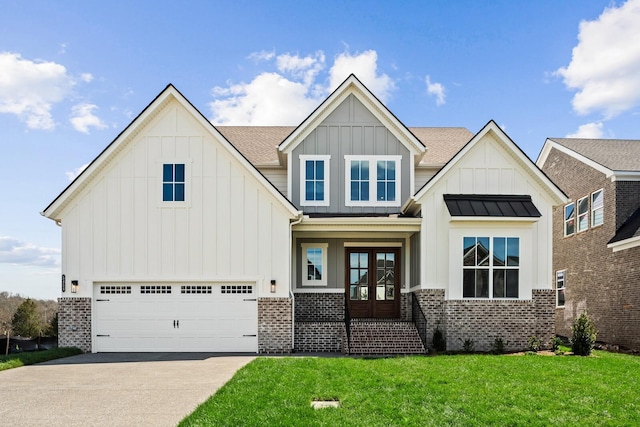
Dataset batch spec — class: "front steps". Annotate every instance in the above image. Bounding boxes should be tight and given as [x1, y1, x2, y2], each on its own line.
[345, 320, 426, 355]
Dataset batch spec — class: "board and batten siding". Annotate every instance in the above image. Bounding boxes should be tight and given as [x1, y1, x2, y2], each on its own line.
[259, 168, 287, 197]
[60, 99, 292, 298]
[416, 131, 556, 299]
[291, 94, 411, 214]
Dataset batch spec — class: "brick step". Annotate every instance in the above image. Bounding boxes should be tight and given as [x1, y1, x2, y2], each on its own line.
[346, 321, 426, 355]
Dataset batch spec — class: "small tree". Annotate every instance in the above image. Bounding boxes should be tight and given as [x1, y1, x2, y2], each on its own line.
[571, 312, 597, 356]
[11, 299, 42, 338]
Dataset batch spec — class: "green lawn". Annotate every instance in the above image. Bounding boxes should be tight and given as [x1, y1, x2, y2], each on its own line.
[180, 351, 640, 427]
[0, 347, 82, 371]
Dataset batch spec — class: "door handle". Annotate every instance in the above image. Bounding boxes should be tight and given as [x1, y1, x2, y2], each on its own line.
[176, 320, 179, 328]
[173, 320, 176, 328]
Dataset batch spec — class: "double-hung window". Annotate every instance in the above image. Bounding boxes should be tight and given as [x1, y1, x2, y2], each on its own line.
[591, 189, 603, 227]
[301, 243, 328, 286]
[300, 156, 330, 206]
[556, 270, 566, 307]
[564, 203, 575, 236]
[576, 196, 589, 232]
[463, 236, 519, 298]
[163, 163, 185, 202]
[344, 156, 401, 207]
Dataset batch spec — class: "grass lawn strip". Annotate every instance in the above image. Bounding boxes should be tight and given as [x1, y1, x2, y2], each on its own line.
[180, 351, 640, 427]
[0, 347, 83, 371]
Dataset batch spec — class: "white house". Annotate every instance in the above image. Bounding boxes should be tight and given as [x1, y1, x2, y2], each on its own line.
[43, 75, 566, 353]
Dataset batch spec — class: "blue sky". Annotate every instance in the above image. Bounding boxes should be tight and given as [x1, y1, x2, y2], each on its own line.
[2, 0, 639, 300]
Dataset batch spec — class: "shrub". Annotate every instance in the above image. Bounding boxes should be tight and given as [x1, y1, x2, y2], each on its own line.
[528, 336, 542, 352]
[550, 336, 563, 352]
[432, 325, 446, 352]
[461, 338, 474, 353]
[491, 337, 505, 354]
[571, 312, 597, 356]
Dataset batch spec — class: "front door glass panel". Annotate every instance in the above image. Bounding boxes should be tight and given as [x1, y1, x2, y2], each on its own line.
[376, 252, 395, 300]
[349, 252, 369, 301]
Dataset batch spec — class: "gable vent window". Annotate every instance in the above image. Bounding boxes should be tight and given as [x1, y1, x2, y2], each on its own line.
[100, 285, 131, 294]
[140, 285, 172, 294]
[181, 285, 213, 294]
[221, 285, 253, 294]
[163, 163, 185, 202]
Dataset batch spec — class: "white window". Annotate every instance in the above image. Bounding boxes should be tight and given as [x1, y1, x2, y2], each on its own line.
[344, 156, 401, 207]
[462, 236, 519, 298]
[556, 270, 566, 307]
[300, 155, 330, 206]
[564, 203, 575, 237]
[591, 189, 603, 227]
[301, 243, 328, 286]
[577, 196, 589, 232]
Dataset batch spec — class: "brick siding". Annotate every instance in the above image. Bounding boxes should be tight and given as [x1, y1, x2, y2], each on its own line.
[413, 290, 554, 352]
[258, 298, 292, 353]
[542, 148, 640, 350]
[294, 292, 343, 321]
[294, 322, 344, 352]
[58, 297, 91, 352]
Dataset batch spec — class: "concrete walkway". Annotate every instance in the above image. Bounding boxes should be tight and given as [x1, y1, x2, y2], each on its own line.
[0, 353, 255, 427]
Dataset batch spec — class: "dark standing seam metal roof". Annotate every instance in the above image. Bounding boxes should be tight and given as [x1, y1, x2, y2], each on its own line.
[608, 206, 640, 244]
[443, 195, 542, 218]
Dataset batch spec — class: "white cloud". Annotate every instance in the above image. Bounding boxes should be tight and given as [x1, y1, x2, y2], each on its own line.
[556, 0, 640, 117]
[0, 236, 60, 268]
[210, 49, 395, 125]
[248, 50, 276, 62]
[425, 75, 446, 106]
[0, 52, 74, 130]
[329, 50, 394, 102]
[80, 73, 94, 83]
[566, 122, 604, 138]
[70, 103, 107, 134]
[65, 163, 89, 181]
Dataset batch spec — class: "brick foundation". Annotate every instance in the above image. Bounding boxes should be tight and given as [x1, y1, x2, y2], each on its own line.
[294, 322, 344, 352]
[258, 298, 292, 353]
[58, 297, 92, 352]
[414, 289, 555, 352]
[294, 292, 343, 321]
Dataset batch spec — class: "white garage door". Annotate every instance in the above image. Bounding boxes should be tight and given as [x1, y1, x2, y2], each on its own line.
[94, 283, 258, 352]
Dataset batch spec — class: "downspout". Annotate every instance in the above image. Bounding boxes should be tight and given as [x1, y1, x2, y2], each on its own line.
[289, 211, 304, 352]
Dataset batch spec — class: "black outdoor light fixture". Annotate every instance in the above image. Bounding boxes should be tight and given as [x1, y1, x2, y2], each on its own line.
[270, 279, 276, 293]
[61, 274, 66, 292]
[71, 280, 78, 293]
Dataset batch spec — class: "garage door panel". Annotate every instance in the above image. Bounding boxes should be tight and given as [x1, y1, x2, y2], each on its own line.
[94, 283, 259, 352]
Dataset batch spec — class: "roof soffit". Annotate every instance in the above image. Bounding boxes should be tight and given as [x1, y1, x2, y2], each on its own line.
[278, 74, 425, 157]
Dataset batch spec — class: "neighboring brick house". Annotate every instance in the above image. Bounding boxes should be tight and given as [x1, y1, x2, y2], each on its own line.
[537, 138, 640, 350]
[43, 75, 567, 354]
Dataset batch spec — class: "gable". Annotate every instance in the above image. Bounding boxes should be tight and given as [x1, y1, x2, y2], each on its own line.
[43, 85, 299, 222]
[409, 121, 567, 212]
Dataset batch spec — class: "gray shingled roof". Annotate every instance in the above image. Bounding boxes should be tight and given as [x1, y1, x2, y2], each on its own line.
[217, 126, 473, 167]
[550, 138, 640, 172]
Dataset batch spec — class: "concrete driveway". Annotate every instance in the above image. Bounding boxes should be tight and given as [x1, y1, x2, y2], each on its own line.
[0, 352, 255, 427]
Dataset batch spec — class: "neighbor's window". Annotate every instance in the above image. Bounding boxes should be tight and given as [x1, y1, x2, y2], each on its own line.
[463, 237, 519, 298]
[577, 196, 589, 232]
[591, 189, 603, 227]
[301, 243, 328, 286]
[345, 156, 401, 206]
[556, 270, 566, 307]
[564, 203, 575, 236]
[163, 163, 185, 202]
[300, 156, 330, 206]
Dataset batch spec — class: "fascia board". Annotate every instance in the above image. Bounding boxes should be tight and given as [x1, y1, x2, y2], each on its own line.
[540, 139, 614, 178]
[608, 235, 640, 252]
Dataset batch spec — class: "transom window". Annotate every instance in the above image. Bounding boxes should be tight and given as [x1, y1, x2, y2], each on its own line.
[463, 236, 519, 298]
[301, 243, 328, 286]
[556, 270, 566, 307]
[344, 156, 401, 207]
[163, 163, 185, 202]
[300, 156, 330, 206]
